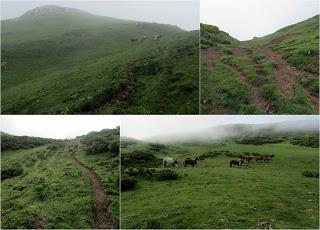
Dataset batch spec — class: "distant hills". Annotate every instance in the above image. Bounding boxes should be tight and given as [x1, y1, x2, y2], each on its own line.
[201, 15, 319, 115]
[137, 120, 319, 144]
[1, 5, 198, 114]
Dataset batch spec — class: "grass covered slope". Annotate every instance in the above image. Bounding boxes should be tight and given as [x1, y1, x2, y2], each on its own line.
[121, 138, 319, 229]
[201, 15, 319, 114]
[1, 5, 198, 114]
[1, 128, 119, 229]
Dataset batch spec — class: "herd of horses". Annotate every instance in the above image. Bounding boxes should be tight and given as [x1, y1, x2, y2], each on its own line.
[229, 154, 275, 167]
[130, 34, 162, 43]
[162, 154, 275, 168]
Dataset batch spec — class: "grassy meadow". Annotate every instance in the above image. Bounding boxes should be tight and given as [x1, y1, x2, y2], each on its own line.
[121, 139, 319, 229]
[1, 128, 119, 229]
[1, 6, 199, 114]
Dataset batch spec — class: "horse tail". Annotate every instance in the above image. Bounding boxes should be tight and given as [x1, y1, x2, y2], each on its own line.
[183, 161, 186, 167]
[229, 161, 232, 167]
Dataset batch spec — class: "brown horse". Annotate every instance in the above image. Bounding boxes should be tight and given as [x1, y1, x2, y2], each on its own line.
[263, 156, 272, 162]
[183, 158, 199, 167]
[230, 160, 240, 167]
[130, 38, 138, 43]
[1, 62, 8, 69]
[255, 156, 264, 162]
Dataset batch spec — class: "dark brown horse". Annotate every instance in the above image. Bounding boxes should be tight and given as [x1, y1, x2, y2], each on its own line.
[183, 158, 199, 167]
[230, 160, 240, 167]
[255, 156, 264, 162]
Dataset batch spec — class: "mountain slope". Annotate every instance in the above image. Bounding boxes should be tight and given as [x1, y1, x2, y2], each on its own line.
[1, 5, 198, 114]
[1, 128, 119, 228]
[201, 16, 319, 114]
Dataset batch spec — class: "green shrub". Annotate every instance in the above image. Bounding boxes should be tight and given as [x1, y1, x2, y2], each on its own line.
[260, 84, 279, 101]
[145, 219, 162, 229]
[302, 171, 319, 178]
[1, 164, 23, 180]
[121, 177, 137, 191]
[154, 169, 179, 180]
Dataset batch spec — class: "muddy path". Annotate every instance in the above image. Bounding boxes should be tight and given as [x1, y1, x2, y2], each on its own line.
[228, 66, 272, 114]
[70, 153, 114, 229]
[260, 47, 319, 110]
[76, 64, 138, 114]
[201, 46, 223, 68]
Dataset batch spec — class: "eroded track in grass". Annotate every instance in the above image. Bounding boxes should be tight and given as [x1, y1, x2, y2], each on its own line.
[76, 63, 138, 114]
[70, 153, 114, 229]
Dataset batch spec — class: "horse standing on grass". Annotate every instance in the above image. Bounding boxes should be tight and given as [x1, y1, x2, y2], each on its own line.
[162, 157, 178, 167]
[183, 157, 199, 167]
[229, 160, 240, 167]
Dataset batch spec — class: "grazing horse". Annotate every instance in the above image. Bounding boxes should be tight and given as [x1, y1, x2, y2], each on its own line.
[255, 156, 264, 162]
[153, 34, 162, 41]
[130, 38, 138, 43]
[230, 160, 240, 167]
[183, 157, 199, 167]
[162, 157, 178, 167]
[240, 155, 253, 163]
[1, 62, 8, 69]
[263, 156, 272, 162]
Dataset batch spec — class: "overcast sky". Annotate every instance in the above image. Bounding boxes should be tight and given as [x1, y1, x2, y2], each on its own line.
[1, 115, 120, 139]
[201, 0, 319, 41]
[1, 0, 199, 31]
[121, 115, 319, 140]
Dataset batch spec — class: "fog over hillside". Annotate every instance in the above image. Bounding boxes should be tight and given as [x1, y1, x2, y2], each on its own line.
[142, 119, 319, 144]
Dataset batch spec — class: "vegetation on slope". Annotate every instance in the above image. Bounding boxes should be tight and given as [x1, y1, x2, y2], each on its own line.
[1, 128, 119, 228]
[1, 132, 57, 151]
[201, 16, 319, 114]
[1, 6, 198, 114]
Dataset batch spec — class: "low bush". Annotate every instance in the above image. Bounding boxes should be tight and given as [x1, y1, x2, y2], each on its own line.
[154, 169, 179, 180]
[1, 164, 23, 180]
[302, 171, 319, 178]
[121, 177, 137, 191]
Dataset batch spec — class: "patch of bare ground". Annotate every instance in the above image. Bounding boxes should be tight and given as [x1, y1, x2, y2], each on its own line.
[228, 66, 273, 114]
[267, 33, 301, 46]
[201, 46, 223, 68]
[70, 153, 115, 229]
[76, 63, 137, 114]
[260, 48, 319, 111]
[233, 47, 250, 59]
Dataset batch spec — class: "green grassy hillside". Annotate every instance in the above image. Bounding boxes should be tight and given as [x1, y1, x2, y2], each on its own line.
[121, 138, 319, 229]
[1, 6, 198, 114]
[201, 15, 319, 114]
[1, 128, 119, 229]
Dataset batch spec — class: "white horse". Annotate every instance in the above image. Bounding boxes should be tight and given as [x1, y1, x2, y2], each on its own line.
[162, 157, 178, 167]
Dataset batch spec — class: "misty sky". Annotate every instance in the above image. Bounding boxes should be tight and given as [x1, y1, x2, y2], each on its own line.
[1, 115, 120, 139]
[201, 0, 319, 41]
[121, 115, 319, 140]
[1, 0, 199, 31]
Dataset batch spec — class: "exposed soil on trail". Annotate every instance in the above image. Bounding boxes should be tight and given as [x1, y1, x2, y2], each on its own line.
[76, 64, 138, 114]
[228, 66, 273, 113]
[233, 47, 250, 59]
[201, 46, 223, 68]
[70, 153, 114, 229]
[267, 33, 301, 46]
[260, 48, 297, 98]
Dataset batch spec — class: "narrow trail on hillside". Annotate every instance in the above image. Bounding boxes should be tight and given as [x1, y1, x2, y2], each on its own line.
[70, 153, 114, 229]
[201, 46, 223, 68]
[229, 66, 272, 113]
[260, 47, 319, 111]
[76, 64, 138, 114]
[231, 47, 273, 113]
